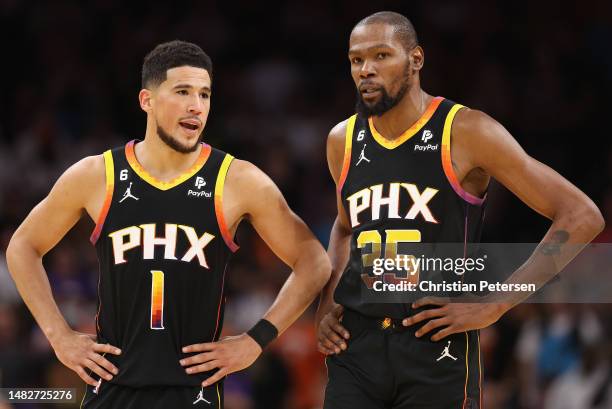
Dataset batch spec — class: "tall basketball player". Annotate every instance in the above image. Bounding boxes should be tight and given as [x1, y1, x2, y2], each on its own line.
[316, 12, 604, 409]
[7, 41, 331, 408]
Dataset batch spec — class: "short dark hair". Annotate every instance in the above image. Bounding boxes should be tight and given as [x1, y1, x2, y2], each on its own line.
[141, 40, 213, 88]
[354, 11, 419, 51]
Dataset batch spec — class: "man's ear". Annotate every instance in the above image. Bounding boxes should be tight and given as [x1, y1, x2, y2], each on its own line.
[411, 46, 425, 72]
[139, 88, 153, 113]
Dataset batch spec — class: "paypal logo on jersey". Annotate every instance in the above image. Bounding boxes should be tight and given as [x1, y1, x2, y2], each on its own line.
[195, 176, 206, 189]
[188, 177, 212, 198]
[414, 129, 439, 152]
[188, 190, 212, 198]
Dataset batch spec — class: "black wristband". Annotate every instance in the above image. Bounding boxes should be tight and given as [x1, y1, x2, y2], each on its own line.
[247, 319, 278, 349]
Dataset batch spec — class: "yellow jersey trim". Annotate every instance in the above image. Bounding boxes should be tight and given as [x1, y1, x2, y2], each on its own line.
[125, 140, 211, 191]
[463, 331, 469, 408]
[214, 154, 239, 252]
[337, 114, 356, 192]
[90, 150, 114, 244]
[368, 96, 444, 149]
[441, 104, 486, 206]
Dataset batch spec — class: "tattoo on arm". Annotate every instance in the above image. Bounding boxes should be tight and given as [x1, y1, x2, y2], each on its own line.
[540, 230, 570, 255]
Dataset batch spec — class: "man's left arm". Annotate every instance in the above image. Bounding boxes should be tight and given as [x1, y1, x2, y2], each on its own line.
[404, 108, 604, 341]
[181, 159, 331, 385]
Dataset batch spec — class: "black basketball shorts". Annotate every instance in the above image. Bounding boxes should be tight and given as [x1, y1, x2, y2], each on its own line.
[323, 308, 481, 409]
[81, 380, 223, 409]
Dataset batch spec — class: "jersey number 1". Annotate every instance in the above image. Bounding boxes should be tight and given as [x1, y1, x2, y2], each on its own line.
[150, 270, 165, 330]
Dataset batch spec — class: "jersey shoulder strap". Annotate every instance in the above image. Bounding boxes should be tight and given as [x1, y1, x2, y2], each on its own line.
[90, 149, 116, 244]
[337, 114, 357, 193]
[212, 149, 239, 252]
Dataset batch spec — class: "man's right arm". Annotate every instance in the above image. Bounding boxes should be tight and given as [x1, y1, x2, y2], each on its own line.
[6, 155, 121, 386]
[315, 120, 354, 355]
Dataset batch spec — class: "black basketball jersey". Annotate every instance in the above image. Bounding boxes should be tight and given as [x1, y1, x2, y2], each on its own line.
[335, 97, 487, 319]
[89, 140, 238, 387]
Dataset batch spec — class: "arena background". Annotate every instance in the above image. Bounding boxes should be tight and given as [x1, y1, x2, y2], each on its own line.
[1, 1, 611, 408]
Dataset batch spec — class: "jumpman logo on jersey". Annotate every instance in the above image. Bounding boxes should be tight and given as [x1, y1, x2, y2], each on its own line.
[119, 182, 139, 203]
[436, 340, 458, 361]
[356, 144, 371, 166]
[193, 387, 211, 405]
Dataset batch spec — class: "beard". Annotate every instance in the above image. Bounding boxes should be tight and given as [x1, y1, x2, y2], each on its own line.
[157, 124, 203, 153]
[355, 65, 412, 117]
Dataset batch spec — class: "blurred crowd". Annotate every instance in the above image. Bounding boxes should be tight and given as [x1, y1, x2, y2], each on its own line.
[1, 0, 612, 408]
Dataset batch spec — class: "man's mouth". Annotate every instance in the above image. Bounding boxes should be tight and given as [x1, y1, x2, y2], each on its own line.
[359, 84, 383, 99]
[180, 123, 198, 130]
[178, 119, 201, 132]
[361, 89, 381, 99]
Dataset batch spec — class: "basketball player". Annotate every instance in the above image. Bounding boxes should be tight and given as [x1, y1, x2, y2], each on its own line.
[6, 41, 331, 408]
[316, 12, 604, 409]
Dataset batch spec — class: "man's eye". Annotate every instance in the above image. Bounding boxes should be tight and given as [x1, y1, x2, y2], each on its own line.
[177, 90, 188, 95]
[377, 53, 387, 60]
[200, 93, 209, 99]
[351, 57, 362, 64]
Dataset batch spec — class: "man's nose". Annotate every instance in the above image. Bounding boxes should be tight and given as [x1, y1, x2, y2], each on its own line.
[359, 60, 376, 78]
[188, 95, 203, 114]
